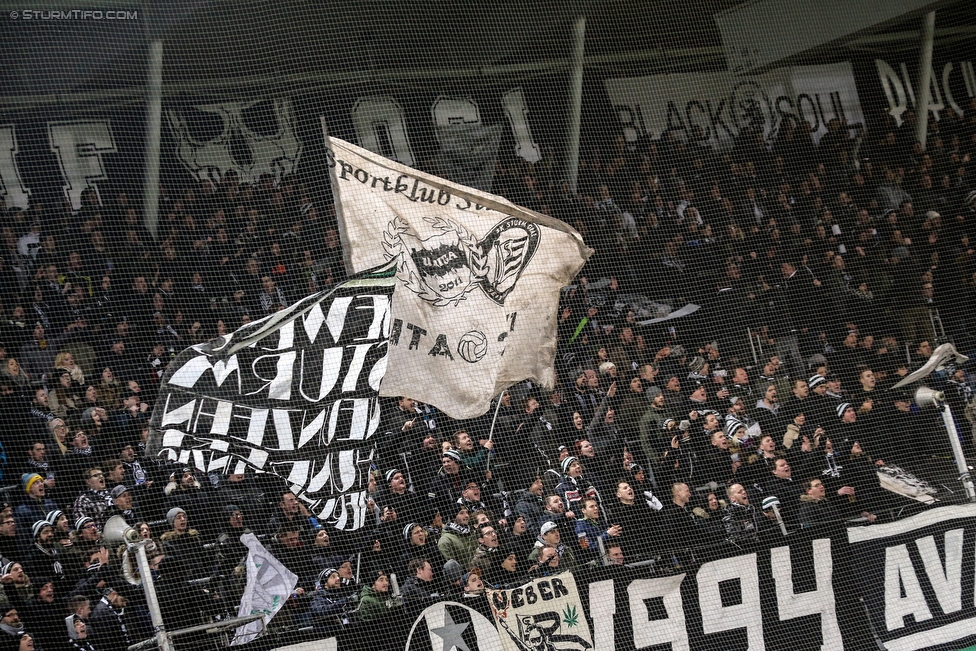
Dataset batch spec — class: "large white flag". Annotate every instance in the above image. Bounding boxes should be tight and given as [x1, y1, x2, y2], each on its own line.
[232, 533, 299, 645]
[324, 127, 590, 419]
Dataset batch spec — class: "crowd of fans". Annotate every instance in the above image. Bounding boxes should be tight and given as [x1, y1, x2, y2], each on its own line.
[0, 102, 974, 647]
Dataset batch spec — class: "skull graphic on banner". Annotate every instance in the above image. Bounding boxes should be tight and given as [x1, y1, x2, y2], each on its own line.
[167, 98, 302, 186]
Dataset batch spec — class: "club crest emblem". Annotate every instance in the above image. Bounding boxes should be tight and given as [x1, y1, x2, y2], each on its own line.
[383, 215, 540, 306]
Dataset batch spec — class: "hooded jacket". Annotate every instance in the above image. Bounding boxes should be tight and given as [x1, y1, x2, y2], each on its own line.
[356, 585, 398, 622]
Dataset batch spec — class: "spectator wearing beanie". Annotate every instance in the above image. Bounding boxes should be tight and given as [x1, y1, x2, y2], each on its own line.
[0, 562, 33, 610]
[159, 507, 205, 579]
[66, 612, 96, 651]
[527, 521, 577, 572]
[374, 468, 423, 527]
[24, 521, 65, 590]
[0, 604, 24, 642]
[45, 510, 74, 553]
[63, 517, 101, 579]
[306, 566, 354, 628]
[21, 577, 61, 651]
[103, 486, 137, 528]
[437, 503, 476, 568]
[14, 475, 55, 550]
[398, 522, 444, 580]
[426, 449, 471, 515]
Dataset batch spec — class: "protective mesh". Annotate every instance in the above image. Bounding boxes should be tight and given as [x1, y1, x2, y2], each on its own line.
[0, 2, 975, 651]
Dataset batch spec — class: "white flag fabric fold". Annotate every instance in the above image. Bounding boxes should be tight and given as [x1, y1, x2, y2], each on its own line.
[232, 533, 299, 646]
[324, 127, 590, 419]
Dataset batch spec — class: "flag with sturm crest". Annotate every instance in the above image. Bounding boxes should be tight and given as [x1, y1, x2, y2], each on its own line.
[324, 129, 590, 419]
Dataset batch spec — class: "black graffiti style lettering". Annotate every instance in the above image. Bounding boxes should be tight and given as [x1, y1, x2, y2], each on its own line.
[456, 197, 472, 210]
[407, 179, 438, 204]
[371, 175, 392, 191]
[297, 346, 343, 402]
[774, 96, 796, 125]
[665, 100, 688, 134]
[338, 160, 354, 180]
[437, 189, 451, 205]
[831, 91, 847, 123]
[815, 93, 829, 128]
[390, 318, 403, 346]
[614, 104, 641, 138]
[406, 323, 427, 350]
[796, 93, 819, 131]
[394, 174, 410, 194]
[507, 311, 518, 332]
[685, 100, 711, 140]
[428, 334, 454, 360]
[410, 243, 467, 277]
[512, 588, 524, 608]
[416, 187, 437, 203]
[706, 98, 732, 141]
[525, 584, 538, 604]
[538, 580, 553, 601]
[492, 591, 509, 612]
[549, 577, 569, 597]
[324, 148, 336, 168]
[353, 168, 369, 183]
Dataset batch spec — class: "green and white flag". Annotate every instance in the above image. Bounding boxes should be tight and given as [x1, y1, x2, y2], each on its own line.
[232, 533, 298, 645]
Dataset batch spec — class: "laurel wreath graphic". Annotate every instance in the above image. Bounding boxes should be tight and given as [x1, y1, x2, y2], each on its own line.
[382, 215, 488, 306]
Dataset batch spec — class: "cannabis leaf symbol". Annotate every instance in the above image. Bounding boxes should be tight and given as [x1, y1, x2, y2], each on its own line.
[562, 604, 579, 627]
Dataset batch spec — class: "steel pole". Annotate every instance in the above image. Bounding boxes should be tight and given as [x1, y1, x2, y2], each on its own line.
[133, 542, 175, 651]
[565, 15, 586, 194]
[915, 11, 936, 150]
[484, 391, 506, 475]
[939, 403, 976, 501]
[143, 39, 163, 240]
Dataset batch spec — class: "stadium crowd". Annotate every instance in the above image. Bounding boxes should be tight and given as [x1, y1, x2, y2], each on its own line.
[0, 103, 974, 645]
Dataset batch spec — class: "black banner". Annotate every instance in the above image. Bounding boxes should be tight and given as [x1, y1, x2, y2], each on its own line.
[148, 263, 397, 529]
[248, 505, 976, 651]
[849, 505, 976, 651]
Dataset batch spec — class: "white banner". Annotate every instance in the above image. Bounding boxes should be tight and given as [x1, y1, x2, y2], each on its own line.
[487, 574, 593, 651]
[232, 533, 299, 646]
[324, 130, 590, 419]
[605, 62, 864, 148]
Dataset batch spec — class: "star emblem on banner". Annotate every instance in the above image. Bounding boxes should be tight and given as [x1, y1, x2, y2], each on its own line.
[404, 601, 500, 651]
[429, 609, 470, 651]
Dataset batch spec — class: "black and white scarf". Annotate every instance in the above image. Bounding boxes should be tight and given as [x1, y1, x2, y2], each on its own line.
[98, 598, 130, 647]
[26, 459, 50, 474]
[33, 544, 64, 578]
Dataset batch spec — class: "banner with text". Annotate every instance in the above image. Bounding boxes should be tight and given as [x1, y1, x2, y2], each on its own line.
[148, 264, 397, 529]
[257, 505, 976, 651]
[605, 62, 865, 149]
[487, 574, 593, 651]
[324, 134, 589, 419]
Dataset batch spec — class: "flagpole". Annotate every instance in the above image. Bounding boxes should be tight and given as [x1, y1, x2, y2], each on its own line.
[483, 391, 506, 476]
[320, 115, 356, 277]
